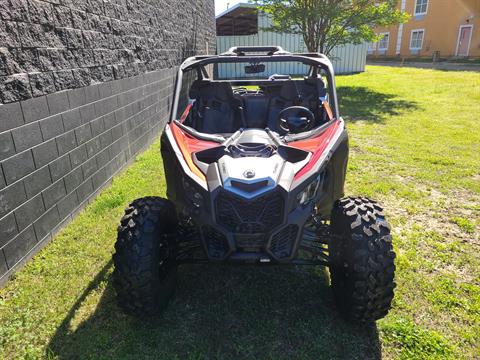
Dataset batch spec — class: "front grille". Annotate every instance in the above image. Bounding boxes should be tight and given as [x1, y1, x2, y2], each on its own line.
[215, 190, 284, 233]
[235, 233, 266, 249]
[201, 226, 229, 259]
[270, 225, 298, 259]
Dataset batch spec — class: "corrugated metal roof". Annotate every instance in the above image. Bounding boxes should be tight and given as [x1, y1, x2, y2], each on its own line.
[216, 3, 256, 20]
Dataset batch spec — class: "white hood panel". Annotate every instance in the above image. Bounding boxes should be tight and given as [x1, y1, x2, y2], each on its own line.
[217, 155, 292, 198]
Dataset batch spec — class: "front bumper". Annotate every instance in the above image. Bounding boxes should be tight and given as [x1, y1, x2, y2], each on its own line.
[190, 184, 318, 263]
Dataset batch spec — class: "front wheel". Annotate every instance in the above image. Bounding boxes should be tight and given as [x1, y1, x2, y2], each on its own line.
[113, 197, 178, 317]
[328, 196, 396, 323]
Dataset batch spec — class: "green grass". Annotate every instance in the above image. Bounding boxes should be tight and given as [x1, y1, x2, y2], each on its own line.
[1, 66, 479, 359]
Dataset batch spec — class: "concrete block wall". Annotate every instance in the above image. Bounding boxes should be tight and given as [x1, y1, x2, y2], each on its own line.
[0, 0, 215, 284]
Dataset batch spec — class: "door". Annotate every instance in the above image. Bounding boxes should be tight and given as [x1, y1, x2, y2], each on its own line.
[456, 26, 473, 56]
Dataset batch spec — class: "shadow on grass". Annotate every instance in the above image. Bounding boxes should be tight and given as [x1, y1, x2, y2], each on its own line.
[47, 261, 381, 359]
[337, 86, 419, 123]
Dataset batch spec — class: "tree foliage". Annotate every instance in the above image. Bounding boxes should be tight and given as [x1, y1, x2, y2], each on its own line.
[253, 0, 409, 56]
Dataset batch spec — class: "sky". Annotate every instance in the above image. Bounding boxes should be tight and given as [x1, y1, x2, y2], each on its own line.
[215, 0, 249, 16]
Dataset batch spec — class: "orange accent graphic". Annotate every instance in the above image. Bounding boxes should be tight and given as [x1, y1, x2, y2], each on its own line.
[179, 103, 192, 123]
[170, 122, 218, 182]
[290, 120, 341, 179]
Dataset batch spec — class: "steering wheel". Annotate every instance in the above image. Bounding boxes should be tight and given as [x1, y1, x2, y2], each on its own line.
[233, 87, 248, 95]
[278, 106, 315, 134]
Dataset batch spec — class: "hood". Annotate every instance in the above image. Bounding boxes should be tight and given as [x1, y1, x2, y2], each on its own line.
[192, 129, 311, 198]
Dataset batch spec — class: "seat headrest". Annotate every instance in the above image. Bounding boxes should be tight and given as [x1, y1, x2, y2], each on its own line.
[278, 77, 327, 101]
[304, 76, 327, 98]
[189, 80, 210, 99]
[279, 81, 300, 100]
[189, 80, 234, 101]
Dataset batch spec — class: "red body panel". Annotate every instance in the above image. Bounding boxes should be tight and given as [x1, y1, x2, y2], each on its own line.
[170, 121, 219, 181]
[289, 120, 341, 179]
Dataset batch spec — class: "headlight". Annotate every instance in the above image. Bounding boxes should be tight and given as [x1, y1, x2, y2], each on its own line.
[297, 175, 321, 205]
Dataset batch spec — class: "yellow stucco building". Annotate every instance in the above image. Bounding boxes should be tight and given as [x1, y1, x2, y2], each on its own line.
[369, 0, 480, 59]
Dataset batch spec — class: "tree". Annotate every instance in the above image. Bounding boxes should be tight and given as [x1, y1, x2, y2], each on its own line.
[253, 0, 409, 56]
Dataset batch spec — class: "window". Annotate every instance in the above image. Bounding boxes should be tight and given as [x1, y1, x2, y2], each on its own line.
[410, 29, 424, 50]
[175, 69, 197, 119]
[414, 0, 428, 15]
[378, 32, 389, 50]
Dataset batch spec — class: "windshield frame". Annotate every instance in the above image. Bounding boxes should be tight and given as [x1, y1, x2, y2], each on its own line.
[169, 53, 339, 126]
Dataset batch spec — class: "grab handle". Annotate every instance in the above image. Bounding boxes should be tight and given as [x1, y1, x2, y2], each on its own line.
[222, 46, 290, 56]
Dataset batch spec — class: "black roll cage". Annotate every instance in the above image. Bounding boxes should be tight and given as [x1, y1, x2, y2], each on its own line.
[169, 47, 340, 131]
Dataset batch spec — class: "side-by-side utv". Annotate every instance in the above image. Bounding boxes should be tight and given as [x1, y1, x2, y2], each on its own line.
[112, 46, 396, 323]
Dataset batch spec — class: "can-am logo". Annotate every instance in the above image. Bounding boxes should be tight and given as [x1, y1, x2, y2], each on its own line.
[243, 169, 255, 178]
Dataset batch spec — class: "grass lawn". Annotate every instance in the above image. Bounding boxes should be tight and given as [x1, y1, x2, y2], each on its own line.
[1, 66, 479, 359]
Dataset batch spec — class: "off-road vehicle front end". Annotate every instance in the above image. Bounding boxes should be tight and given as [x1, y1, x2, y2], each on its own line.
[113, 46, 396, 323]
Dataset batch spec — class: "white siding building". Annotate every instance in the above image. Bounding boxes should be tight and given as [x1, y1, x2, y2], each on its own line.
[216, 3, 367, 76]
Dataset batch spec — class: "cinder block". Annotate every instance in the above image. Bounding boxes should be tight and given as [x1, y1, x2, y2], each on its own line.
[84, 84, 100, 103]
[76, 178, 93, 203]
[42, 178, 66, 209]
[57, 191, 78, 219]
[0, 213, 18, 248]
[82, 156, 97, 179]
[20, 96, 49, 123]
[111, 123, 123, 141]
[111, 78, 122, 94]
[90, 116, 105, 137]
[98, 82, 112, 98]
[23, 166, 51, 198]
[33, 206, 59, 241]
[79, 103, 95, 124]
[68, 87, 87, 109]
[11, 122, 43, 152]
[14, 194, 45, 231]
[2, 150, 36, 184]
[56, 130, 77, 155]
[39, 114, 64, 141]
[64, 166, 83, 193]
[0, 165, 5, 190]
[46, 91, 70, 115]
[62, 108, 82, 132]
[49, 154, 71, 181]
[0, 131, 15, 161]
[91, 167, 107, 190]
[95, 148, 110, 169]
[0, 252, 7, 275]
[99, 130, 113, 148]
[3, 226, 38, 269]
[94, 96, 118, 117]
[85, 136, 101, 158]
[104, 111, 117, 129]
[108, 138, 124, 159]
[74, 123, 92, 145]
[32, 139, 58, 168]
[0, 181, 27, 218]
[0, 102, 24, 132]
[69, 145, 87, 168]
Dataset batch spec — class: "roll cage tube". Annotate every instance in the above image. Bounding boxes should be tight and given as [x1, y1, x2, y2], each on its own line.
[169, 52, 340, 123]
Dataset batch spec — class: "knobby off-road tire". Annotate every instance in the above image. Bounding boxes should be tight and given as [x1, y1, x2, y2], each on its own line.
[113, 197, 178, 317]
[329, 196, 396, 323]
